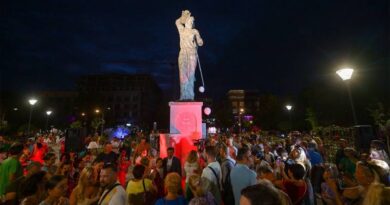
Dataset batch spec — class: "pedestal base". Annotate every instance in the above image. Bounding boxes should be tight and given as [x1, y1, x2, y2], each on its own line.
[160, 101, 203, 165]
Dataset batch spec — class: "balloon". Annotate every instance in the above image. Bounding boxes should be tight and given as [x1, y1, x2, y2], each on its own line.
[199, 86, 205, 93]
[204, 107, 211, 115]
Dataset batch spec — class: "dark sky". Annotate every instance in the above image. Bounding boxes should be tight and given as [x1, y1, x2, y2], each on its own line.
[1, 0, 389, 98]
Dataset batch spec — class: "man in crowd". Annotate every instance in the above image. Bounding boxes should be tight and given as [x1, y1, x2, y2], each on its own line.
[230, 146, 257, 205]
[307, 141, 323, 166]
[98, 163, 127, 205]
[0, 143, 24, 198]
[96, 143, 118, 165]
[4, 161, 42, 205]
[227, 135, 238, 159]
[201, 146, 222, 205]
[162, 147, 181, 177]
[240, 182, 281, 205]
[219, 143, 236, 205]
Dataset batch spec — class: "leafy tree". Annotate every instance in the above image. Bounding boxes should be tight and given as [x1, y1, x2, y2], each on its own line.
[305, 107, 318, 130]
[70, 120, 82, 129]
[91, 117, 103, 133]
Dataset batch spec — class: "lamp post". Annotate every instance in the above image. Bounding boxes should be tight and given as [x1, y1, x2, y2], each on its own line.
[27, 98, 38, 136]
[95, 109, 105, 136]
[285, 104, 293, 130]
[238, 108, 244, 134]
[45, 110, 52, 131]
[336, 68, 357, 125]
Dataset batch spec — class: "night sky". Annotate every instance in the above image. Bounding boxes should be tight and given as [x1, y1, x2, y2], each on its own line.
[1, 0, 389, 98]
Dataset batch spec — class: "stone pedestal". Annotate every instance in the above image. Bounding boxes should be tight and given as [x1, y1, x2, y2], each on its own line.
[160, 101, 203, 165]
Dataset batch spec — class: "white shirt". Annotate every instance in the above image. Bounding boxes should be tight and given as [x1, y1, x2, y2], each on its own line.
[98, 182, 128, 205]
[167, 158, 173, 171]
[184, 161, 199, 182]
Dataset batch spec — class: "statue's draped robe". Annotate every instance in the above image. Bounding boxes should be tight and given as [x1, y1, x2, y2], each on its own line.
[176, 20, 201, 100]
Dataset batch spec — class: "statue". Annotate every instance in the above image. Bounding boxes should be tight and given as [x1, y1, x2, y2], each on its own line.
[176, 10, 204, 100]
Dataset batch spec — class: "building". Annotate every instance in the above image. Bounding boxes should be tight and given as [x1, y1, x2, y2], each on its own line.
[227, 90, 260, 115]
[39, 91, 78, 127]
[77, 74, 162, 126]
[227, 90, 260, 132]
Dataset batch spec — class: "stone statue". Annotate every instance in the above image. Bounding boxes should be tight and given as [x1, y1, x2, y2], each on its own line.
[176, 10, 203, 100]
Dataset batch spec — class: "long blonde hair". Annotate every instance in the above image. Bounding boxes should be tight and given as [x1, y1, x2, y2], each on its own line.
[74, 167, 94, 202]
[361, 159, 390, 205]
[186, 150, 198, 163]
[188, 174, 210, 197]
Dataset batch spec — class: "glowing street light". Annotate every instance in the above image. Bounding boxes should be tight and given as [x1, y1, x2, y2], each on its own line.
[336, 68, 354, 81]
[28, 99, 38, 106]
[27, 98, 38, 135]
[336, 67, 357, 125]
[81, 112, 86, 116]
[95, 109, 100, 114]
[285, 104, 293, 130]
[45, 110, 52, 130]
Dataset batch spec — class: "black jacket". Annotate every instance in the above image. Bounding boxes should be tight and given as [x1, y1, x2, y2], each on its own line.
[162, 156, 181, 177]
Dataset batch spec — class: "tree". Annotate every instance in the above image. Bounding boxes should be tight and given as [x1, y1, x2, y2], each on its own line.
[305, 107, 318, 130]
[91, 117, 102, 134]
[70, 120, 82, 129]
[367, 102, 390, 152]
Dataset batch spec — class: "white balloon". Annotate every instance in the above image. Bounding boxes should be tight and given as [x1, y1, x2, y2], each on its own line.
[199, 86, 205, 93]
[204, 107, 211, 115]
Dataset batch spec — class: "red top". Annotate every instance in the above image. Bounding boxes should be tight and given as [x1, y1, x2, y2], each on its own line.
[282, 180, 307, 205]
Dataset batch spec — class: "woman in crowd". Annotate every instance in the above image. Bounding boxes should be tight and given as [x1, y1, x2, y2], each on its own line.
[274, 163, 307, 205]
[324, 159, 390, 205]
[155, 172, 187, 205]
[31, 142, 46, 164]
[39, 175, 69, 205]
[118, 150, 131, 186]
[184, 150, 200, 201]
[133, 137, 150, 163]
[188, 174, 216, 205]
[19, 171, 47, 205]
[289, 145, 314, 204]
[42, 152, 57, 177]
[19, 146, 31, 173]
[151, 157, 165, 198]
[69, 167, 99, 205]
[127, 164, 157, 205]
[338, 147, 358, 178]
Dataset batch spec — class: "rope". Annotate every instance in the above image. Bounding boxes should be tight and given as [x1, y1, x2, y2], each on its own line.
[196, 52, 205, 88]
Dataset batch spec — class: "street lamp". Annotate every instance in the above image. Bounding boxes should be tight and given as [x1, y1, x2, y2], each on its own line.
[336, 68, 357, 125]
[95, 109, 105, 136]
[27, 98, 38, 136]
[285, 104, 293, 130]
[45, 110, 52, 130]
[238, 108, 245, 134]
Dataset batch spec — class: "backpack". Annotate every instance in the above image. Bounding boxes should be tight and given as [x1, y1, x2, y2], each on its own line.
[222, 161, 235, 205]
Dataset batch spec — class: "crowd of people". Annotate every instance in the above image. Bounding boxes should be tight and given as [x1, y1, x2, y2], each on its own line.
[0, 131, 389, 205]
